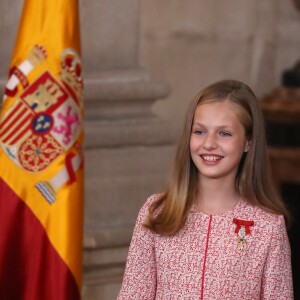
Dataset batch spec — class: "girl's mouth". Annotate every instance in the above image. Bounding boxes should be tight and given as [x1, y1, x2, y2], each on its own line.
[200, 155, 224, 163]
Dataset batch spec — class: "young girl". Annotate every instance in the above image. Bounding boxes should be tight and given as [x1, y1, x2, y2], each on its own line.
[118, 80, 293, 299]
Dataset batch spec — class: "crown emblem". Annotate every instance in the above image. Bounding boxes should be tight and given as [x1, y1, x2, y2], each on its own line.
[60, 49, 83, 106]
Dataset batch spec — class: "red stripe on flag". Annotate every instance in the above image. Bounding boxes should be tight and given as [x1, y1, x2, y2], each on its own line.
[0, 106, 31, 141]
[0, 178, 81, 300]
[2, 113, 32, 145]
[0, 106, 33, 145]
[0, 101, 24, 131]
[7, 115, 32, 145]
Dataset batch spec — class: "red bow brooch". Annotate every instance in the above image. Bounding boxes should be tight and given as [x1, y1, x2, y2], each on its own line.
[233, 218, 254, 251]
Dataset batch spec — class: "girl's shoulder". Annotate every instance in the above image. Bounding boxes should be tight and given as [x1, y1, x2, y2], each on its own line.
[137, 193, 164, 222]
[144, 192, 164, 208]
[238, 199, 286, 229]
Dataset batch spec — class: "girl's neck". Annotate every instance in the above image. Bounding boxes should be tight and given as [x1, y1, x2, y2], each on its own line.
[196, 177, 241, 215]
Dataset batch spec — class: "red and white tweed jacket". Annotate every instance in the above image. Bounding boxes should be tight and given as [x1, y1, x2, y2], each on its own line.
[118, 194, 293, 300]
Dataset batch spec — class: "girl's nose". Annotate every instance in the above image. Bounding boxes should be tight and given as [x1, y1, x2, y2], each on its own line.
[203, 133, 217, 150]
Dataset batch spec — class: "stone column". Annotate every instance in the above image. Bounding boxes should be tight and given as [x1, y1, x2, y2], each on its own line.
[0, 0, 23, 93]
[80, 1, 176, 299]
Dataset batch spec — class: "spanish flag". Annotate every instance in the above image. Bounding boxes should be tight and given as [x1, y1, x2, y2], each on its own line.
[0, 1, 84, 299]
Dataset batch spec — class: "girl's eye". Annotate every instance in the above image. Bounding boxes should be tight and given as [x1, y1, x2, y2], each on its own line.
[219, 131, 231, 137]
[194, 130, 205, 135]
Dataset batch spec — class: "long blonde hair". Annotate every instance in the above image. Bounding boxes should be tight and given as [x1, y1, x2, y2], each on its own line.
[144, 79, 290, 236]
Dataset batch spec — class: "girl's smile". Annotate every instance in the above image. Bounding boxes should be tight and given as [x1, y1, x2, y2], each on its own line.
[200, 154, 224, 165]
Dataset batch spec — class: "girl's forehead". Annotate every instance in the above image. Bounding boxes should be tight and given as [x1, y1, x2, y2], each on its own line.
[193, 101, 245, 127]
[194, 100, 241, 116]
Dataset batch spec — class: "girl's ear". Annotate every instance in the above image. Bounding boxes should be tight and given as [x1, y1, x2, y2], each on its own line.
[244, 140, 251, 152]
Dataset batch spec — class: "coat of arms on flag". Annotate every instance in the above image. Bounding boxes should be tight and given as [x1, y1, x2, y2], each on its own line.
[0, 45, 83, 203]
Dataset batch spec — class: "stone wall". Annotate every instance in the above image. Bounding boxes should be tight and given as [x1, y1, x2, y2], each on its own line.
[140, 0, 300, 122]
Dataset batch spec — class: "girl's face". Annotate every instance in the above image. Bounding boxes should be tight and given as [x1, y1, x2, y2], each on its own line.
[190, 100, 250, 183]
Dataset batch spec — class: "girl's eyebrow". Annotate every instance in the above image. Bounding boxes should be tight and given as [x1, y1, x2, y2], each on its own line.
[192, 122, 233, 130]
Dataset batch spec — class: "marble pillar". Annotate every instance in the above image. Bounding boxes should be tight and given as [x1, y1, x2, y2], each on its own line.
[80, 1, 176, 299]
[0, 0, 23, 93]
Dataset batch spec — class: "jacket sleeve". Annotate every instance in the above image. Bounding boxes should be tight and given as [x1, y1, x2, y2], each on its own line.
[261, 215, 294, 300]
[117, 195, 158, 300]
